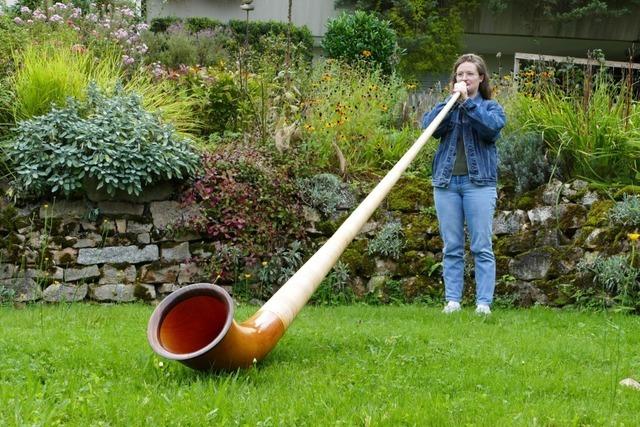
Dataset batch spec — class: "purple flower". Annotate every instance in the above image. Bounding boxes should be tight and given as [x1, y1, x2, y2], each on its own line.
[20, 6, 31, 14]
[49, 14, 64, 23]
[113, 28, 128, 40]
[122, 55, 135, 65]
[13, 17, 24, 25]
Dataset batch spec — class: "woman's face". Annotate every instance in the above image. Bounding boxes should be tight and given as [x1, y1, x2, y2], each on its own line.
[455, 61, 483, 98]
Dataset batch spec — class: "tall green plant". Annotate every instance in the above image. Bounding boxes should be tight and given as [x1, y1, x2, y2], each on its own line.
[300, 60, 410, 172]
[512, 74, 640, 184]
[11, 40, 121, 120]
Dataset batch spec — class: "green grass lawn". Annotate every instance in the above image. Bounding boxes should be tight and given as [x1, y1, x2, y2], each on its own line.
[1, 303, 639, 426]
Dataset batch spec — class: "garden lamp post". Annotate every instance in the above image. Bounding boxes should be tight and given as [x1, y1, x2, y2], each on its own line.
[239, 0, 254, 92]
[241, 0, 254, 50]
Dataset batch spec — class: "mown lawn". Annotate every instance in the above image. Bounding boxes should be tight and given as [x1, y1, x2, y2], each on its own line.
[1, 303, 639, 426]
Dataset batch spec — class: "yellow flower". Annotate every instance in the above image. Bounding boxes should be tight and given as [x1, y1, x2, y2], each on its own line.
[244, 273, 251, 279]
[628, 233, 640, 241]
[261, 261, 268, 266]
[362, 50, 372, 57]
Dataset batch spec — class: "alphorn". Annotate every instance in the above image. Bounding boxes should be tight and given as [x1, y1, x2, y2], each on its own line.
[147, 92, 460, 371]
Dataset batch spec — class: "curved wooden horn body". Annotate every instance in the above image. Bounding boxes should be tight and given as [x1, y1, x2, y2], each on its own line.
[147, 93, 460, 371]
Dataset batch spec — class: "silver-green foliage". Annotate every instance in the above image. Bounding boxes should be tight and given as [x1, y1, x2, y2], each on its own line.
[578, 254, 640, 310]
[7, 83, 199, 197]
[368, 220, 404, 259]
[498, 131, 551, 194]
[297, 173, 353, 217]
[610, 194, 640, 227]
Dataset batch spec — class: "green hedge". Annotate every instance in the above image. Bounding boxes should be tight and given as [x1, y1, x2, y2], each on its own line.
[149, 17, 314, 62]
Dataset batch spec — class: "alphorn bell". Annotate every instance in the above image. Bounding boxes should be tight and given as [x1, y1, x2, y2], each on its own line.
[147, 92, 461, 371]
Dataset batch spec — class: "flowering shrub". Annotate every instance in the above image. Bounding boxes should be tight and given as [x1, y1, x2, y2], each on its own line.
[142, 22, 232, 69]
[300, 60, 409, 172]
[13, 1, 149, 67]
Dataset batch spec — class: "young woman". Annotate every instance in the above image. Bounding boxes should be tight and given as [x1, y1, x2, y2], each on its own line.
[421, 54, 506, 314]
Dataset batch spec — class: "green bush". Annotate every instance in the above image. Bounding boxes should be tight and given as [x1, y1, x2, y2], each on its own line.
[149, 16, 182, 33]
[368, 220, 405, 259]
[297, 173, 354, 217]
[610, 194, 640, 227]
[498, 131, 551, 194]
[7, 84, 199, 197]
[336, 0, 462, 76]
[184, 17, 223, 33]
[322, 11, 399, 75]
[227, 19, 314, 63]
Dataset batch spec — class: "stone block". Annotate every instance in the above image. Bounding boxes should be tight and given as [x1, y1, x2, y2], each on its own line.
[43, 283, 87, 302]
[161, 242, 191, 262]
[88, 284, 136, 302]
[100, 265, 136, 284]
[64, 265, 101, 282]
[77, 245, 159, 265]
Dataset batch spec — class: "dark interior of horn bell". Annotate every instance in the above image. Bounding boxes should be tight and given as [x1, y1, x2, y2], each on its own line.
[158, 295, 230, 354]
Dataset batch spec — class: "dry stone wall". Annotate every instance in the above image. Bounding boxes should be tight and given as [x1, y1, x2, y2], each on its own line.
[0, 178, 629, 306]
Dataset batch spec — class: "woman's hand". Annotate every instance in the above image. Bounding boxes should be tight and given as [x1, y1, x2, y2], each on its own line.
[453, 81, 468, 101]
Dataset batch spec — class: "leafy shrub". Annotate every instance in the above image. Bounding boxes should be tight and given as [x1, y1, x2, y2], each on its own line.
[256, 241, 305, 299]
[322, 11, 400, 75]
[184, 16, 223, 33]
[182, 144, 308, 265]
[368, 220, 404, 259]
[498, 131, 551, 194]
[297, 173, 354, 217]
[610, 194, 640, 227]
[7, 84, 199, 197]
[149, 16, 182, 33]
[226, 19, 314, 64]
[336, 0, 463, 75]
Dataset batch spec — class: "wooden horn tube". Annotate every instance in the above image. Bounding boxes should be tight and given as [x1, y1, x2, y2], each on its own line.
[147, 93, 460, 371]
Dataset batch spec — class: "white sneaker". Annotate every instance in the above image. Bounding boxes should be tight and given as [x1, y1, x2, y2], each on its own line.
[442, 301, 461, 314]
[475, 304, 491, 315]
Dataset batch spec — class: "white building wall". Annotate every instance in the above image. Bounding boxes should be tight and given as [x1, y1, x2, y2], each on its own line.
[147, 0, 342, 39]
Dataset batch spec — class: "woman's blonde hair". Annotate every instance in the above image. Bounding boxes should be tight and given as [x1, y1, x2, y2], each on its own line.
[450, 53, 492, 99]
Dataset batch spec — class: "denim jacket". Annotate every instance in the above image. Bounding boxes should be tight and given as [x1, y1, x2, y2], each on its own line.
[421, 95, 506, 187]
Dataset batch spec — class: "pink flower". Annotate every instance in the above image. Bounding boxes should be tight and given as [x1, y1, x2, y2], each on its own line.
[13, 17, 24, 25]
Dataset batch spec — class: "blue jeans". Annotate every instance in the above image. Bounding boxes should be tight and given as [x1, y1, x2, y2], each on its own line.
[433, 176, 497, 305]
